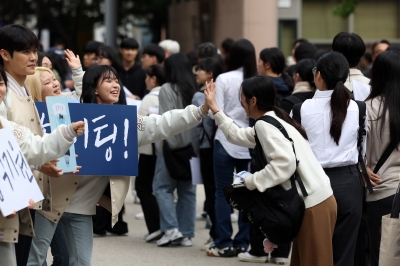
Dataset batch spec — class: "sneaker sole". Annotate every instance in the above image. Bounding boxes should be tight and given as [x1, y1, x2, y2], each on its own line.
[206, 251, 235, 257]
[238, 254, 268, 263]
[171, 236, 183, 245]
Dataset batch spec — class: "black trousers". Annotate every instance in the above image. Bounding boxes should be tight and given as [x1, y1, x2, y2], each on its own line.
[135, 154, 160, 234]
[354, 196, 370, 266]
[366, 194, 395, 266]
[324, 165, 363, 266]
[248, 223, 291, 258]
[15, 209, 35, 266]
[200, 148, 217, 240]
[93, 184, 128, 235]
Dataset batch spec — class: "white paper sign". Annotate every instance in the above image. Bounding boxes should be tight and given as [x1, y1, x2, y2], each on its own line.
[0, 128, 44, 216]
[190, 157, 203, 185]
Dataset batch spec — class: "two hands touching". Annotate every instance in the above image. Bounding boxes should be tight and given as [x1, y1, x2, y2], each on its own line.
[203, 80, 220, 115]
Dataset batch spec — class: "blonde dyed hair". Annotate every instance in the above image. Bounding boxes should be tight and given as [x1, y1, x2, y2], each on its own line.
[26, 67, 56, 102]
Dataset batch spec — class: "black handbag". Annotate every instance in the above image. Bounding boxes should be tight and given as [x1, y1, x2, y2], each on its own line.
[162, 140, 194, 181]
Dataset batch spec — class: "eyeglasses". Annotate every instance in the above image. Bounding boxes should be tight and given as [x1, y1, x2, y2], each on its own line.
[312, 67, 317, 75]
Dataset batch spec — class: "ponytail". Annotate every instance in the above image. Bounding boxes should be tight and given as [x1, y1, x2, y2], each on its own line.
[329, 81, 350, 145]
[272, 106, 308, 140]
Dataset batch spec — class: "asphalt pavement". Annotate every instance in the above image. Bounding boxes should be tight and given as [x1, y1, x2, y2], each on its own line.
[47, 185, 281, 266]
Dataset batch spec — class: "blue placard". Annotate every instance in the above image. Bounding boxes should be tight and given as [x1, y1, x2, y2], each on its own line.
[36, 102, 138, 176]
[45, 96, 77, 173]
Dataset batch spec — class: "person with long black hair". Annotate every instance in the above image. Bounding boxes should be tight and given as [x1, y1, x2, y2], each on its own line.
[364, 50, 400, 266]
[153, 53, 199, 248]
[204, 76, 336, 266]
[96, 45, 127, 104]
[206, 39, 257, 258]
[281, 59, 316, 114]
[257, 47, 294, 107]
[293, 52, 367, 266]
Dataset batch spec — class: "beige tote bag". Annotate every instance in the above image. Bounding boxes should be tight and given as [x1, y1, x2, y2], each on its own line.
[379, 183, 400, 266]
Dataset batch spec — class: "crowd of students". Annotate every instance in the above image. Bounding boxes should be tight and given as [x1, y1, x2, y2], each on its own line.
[0, 22, 399, 266]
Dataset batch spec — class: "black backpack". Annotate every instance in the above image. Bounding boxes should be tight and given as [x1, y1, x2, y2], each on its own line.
[223, 115, 308, 245]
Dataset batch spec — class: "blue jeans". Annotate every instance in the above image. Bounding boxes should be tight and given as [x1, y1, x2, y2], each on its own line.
[213, 140, 250, 248]
[61, 212, 93, 266]
[28, 212, 92, 266]
[28, 212, 69, 266]
[153, 155, 196, 238]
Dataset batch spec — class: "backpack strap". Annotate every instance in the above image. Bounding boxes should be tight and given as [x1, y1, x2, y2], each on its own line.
[292, 103, 303, 124]
[354, 100, 373, 194]
[373, 143, 396, 174]
[283, 95, 303, 107]
[256, 116, 308, 197]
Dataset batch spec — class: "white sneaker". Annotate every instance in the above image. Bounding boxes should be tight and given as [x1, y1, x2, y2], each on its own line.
[270, 257, 288, 265]
[145, 230, 163, 242]
[231, 212, 238, 222]
[180, 237, 192, 247]
[157, 228, 183, 247]
[135, 212, 144, 220]
[238, 252, 269, 263]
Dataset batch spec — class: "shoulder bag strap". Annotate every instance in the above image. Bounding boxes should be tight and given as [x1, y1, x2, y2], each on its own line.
[256, 116, 308, 196]
[354, 100, 374, 194]
[373, 143, 396, 174]
[292, 103, 303, 124]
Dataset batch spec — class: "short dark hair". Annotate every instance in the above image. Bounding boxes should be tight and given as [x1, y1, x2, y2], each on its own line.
[120, 38, 139, 49]
[197, 58, 223, 81]
[372, 40, 390, 54]
[198, 42, 218, 59]
[295, 59, 316, 89]
[363, 52, 373, 64]
[146, 64, 166, 86]
[332, 32, 366, 67]
[294, 41, 317, 62]
[83, 40, 103, 54]
[221, 38, 234, 53]
[0, 24, 40, 66]
[143, 44, 165, 64]
[81, 65, 119, 104]
[97, 45, 123, 72]
[292, 38, 308, 48]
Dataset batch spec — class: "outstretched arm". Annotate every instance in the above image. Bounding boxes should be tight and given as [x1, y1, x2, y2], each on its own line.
[1, 117, 84, 165]
[204, 80, 255, 148]
[137, 105, 208, 147]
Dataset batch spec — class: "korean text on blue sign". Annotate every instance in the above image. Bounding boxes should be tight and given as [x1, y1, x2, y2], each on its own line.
[36, 102, 138, 176]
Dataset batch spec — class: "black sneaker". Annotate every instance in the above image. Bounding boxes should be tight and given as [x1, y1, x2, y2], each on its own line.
[206, 246, 235, 257]
[235, 246, 248, 256]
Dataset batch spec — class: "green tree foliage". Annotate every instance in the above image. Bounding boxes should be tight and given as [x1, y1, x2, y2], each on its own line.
[333, 0, 358, 19]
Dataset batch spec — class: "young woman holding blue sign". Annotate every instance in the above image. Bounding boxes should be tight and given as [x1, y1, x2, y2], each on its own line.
[27, 64, 210, 266]
[0, 65, 85, 266]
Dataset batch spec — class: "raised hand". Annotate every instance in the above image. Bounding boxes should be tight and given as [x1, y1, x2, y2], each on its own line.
[204, 79, 219, 114]
[65, 49, 81, 70]
[72, 121, 85, 136]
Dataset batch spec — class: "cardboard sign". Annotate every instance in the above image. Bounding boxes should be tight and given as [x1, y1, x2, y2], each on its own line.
[0, 128, 44, 216]
[46, 96, 77, 173]
[36, 102, 138, 176]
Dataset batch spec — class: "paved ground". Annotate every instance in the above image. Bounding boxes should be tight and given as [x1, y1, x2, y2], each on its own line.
[47, 185, 281, 266]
